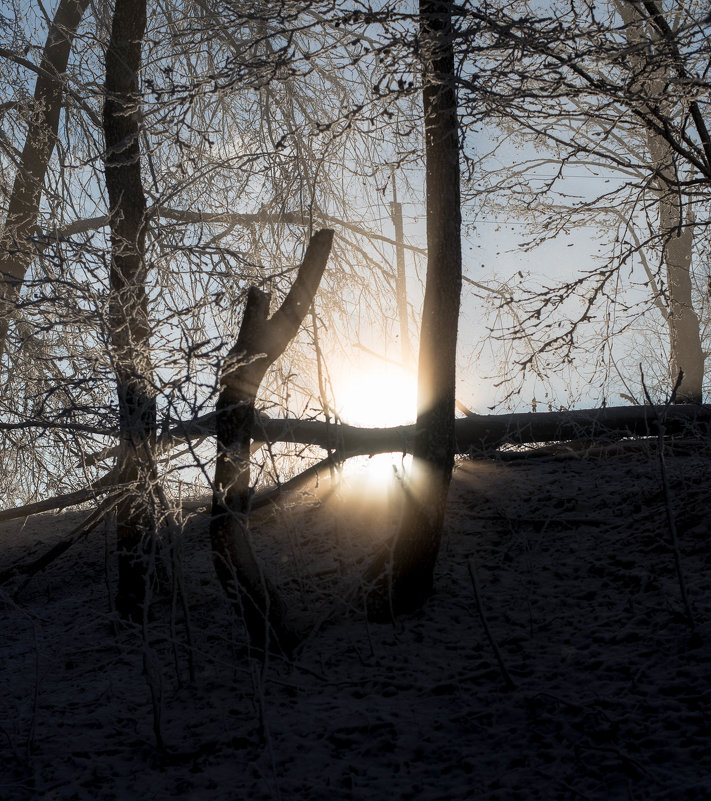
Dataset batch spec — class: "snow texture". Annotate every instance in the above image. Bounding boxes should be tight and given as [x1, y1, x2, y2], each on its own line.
[2, 445, 711, 800]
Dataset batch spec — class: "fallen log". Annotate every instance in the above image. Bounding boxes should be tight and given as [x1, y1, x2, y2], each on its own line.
[4, 403, 711, 523]
[255, 403, 711, 456]
[135, 402, 711, 458]
[81, 400, 711, 469]
[458, 403, 711, 452]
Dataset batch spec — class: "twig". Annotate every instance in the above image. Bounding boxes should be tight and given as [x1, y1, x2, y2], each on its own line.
[467, 559, 517, 690]
[640, 367, 695, 629]
[141, 631, 165, 753]
[143, 448, 195, 684]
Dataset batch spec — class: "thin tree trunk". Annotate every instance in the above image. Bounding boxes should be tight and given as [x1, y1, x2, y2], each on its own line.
[0, 0, 91, 363]
[366, 0, 462, 620]
[617, 0, 705, 403]
[657, 191, 703, 403]
[390, 177, 413, 368]
[210, 229, 333, 653]
[646, 117, 704, 403]
[103, 0, 155, 621]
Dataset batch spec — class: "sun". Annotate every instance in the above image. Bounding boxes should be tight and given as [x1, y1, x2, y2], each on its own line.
[332, 361, 417, 428]
[325, 357, 418, 518]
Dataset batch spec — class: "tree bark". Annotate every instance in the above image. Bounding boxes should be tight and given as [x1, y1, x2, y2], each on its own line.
[210, 229, 333, 653]
[366, 0, 462, 620]
[103, 0, 155, 621]
[0, 0, 91, 363]
[253, 403, 711, 457]
[645, 137, 704, 403]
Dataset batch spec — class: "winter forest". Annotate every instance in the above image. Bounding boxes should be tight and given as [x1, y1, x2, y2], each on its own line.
[2, 1, 711, 799]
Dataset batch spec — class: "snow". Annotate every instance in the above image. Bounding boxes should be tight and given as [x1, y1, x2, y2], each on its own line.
[2, 445, 711, 800]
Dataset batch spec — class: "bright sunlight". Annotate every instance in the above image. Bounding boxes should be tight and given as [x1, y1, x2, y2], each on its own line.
[329, 359, 417, 507]
[332, 360, 417, 428]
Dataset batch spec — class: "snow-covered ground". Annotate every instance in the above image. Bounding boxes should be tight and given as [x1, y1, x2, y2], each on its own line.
[2, 444, 711, 800]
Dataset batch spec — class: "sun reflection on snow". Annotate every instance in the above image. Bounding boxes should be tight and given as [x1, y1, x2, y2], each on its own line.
[341, 451, 412, 488]
[326, 452, 413, 541]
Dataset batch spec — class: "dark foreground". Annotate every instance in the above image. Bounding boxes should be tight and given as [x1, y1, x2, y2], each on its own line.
[2, 442, 711, 800]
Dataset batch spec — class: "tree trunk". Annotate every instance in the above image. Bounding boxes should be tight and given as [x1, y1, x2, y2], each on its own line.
[366, 0, 462, 620]
[617, 0, 705, 403]
[646, 120, 704, 403]
[103, 0, 155, 621]
[210, 229, 333, 653]
[390, 177, 413, 369]
[658, 194, 703, 403]
[0, 0, 91, 364]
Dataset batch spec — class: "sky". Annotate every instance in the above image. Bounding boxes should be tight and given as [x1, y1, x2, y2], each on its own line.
[2, 0, 704, 507]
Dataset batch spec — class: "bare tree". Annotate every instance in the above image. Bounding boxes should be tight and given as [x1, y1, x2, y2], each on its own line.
[0, 0, 428, 508]
[454, 0, 711, 404]
[616, 0, 705, 402]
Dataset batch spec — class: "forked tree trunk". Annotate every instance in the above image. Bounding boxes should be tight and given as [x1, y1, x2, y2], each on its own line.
[210, 229, 333, 653]
[103, 0, 155, 621]
[366, 0, 462, 620]
[0, 0, 91, 364]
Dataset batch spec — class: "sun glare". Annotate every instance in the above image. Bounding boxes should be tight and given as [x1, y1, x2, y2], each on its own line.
[329, 451, 413, 540]
[333, 362, 417, 428]
[329, 360, 417, 504]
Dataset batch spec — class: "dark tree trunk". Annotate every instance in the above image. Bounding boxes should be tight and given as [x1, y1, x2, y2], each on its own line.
[0, 0, 91, 363]
[366, 0, 462, 620]
[103, 0, 155, 621]
[210, 229, 333, 653]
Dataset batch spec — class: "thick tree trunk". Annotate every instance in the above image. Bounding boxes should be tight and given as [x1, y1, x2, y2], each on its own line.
[0, 0, 91, 363]
[210, 229, 333, 653]
[366, 0, 462, 620]
[103, 0, 155, 621]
